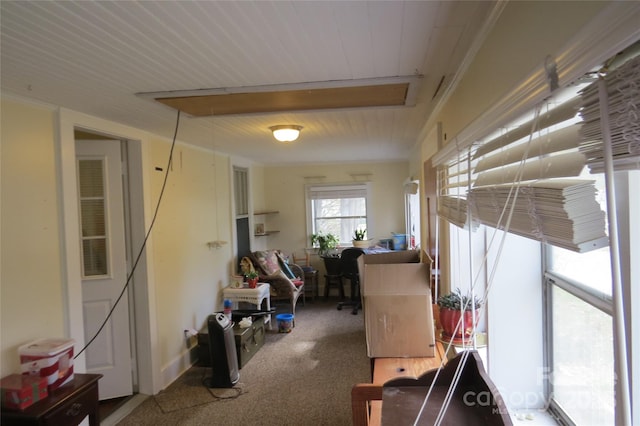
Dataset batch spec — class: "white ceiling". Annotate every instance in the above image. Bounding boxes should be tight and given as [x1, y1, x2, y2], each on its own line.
[1, 1, 496, 165]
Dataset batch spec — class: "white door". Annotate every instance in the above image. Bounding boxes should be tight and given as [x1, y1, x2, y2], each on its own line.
[76, 140, 133, 399]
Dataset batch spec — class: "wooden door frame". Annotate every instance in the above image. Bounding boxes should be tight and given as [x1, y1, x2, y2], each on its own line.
[57, 109, 162, 395]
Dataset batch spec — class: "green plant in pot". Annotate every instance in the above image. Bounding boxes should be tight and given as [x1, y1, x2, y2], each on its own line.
[352, 228, 369, 248]
[311, 232, 339, 257]
[245, 271, 259, 288]
[437, 288, 482, 343]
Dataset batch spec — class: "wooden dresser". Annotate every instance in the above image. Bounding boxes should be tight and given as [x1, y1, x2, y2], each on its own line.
[1, 374, 102, 426]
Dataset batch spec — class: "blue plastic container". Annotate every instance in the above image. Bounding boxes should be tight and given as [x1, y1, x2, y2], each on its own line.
[276, 313, 294, 333]
[392, 233, 408, 250]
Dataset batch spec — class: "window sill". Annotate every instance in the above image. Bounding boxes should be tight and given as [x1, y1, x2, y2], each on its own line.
[451, 346, 559, 425]
[508, 410, 558, 424]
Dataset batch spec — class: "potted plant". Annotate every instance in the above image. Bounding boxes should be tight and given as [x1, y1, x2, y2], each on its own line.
[311, 232, 339, 257]
[245, 271, 259, 288]
[352, 228, 369, 248]
[436, 288, 482, 343]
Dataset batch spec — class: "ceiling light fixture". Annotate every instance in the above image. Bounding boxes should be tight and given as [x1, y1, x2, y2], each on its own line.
[270, 125, 303, 142]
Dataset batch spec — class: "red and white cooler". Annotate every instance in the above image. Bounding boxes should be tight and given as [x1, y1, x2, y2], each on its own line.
[19, 338, 75, 391]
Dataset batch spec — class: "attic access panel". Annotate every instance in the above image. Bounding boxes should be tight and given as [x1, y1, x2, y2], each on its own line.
[154, 83, 409, 116]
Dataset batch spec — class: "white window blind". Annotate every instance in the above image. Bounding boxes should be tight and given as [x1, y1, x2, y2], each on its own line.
[579, 53, 640, 173]
[307, 185, 368, 200]
[437, 156, 478, 230]
[437, 90, 609, 253]
[432, 19, 640, 253]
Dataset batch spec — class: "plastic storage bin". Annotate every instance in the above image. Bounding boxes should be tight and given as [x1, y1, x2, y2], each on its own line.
[276, 314, 294, 333]
[19, 338, 74, 391]
[391, 233, 408, 250]
[1, 374, 48, 410]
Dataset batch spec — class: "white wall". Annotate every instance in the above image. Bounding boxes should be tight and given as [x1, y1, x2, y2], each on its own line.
[485, 232, 544, 410]
[1, 98, 66, 375]
[148, 141, 234, 383]
[259, 161, 408, 255]
[0, 96, 238, 390]
[435, 0, 608, 142]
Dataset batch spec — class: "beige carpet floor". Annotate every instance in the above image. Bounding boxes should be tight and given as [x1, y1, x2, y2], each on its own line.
[117, 299, 370, 425]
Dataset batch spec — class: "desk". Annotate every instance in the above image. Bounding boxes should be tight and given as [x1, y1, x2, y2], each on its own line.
[1, 373, 102, 426]
[223, 283, 272, 327]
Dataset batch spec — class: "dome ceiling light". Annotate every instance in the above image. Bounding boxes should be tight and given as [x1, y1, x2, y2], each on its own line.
[269, 125, 303, 142]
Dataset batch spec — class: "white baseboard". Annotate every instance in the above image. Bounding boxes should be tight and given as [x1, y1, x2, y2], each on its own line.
[161, 346, 198, 389]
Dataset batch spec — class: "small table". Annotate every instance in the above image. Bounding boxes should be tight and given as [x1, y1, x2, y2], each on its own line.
[302, 269, 318, 301]
[223, 283, 272, 328]
[1, 373, 102, 426]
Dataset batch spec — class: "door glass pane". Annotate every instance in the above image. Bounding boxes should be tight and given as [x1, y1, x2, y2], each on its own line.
[78, 159, 108, 277]
[551, 285, 614, 424]
[81, 199, 105, 237]
[82, 238, 108, 276]
[78, 160, 105, 197]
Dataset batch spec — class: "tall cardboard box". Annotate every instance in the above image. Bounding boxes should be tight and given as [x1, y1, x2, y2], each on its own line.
[358, 250, 435, 358]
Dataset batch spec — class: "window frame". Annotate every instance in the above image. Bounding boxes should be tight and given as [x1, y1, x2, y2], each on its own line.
[543, 271, 615, 425]
[305, 183, 371, 247]
[543, 170, 638, 425]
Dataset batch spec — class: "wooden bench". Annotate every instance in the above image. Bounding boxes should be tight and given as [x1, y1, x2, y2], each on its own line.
[352, 342, 445, 426]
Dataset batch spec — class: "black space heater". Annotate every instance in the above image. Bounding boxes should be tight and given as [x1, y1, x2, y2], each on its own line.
[206, 313, 239, 388]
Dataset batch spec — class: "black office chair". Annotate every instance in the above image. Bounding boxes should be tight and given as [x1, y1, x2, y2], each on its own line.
[337, 248, 365, 315]
[322, 255, 344, 299]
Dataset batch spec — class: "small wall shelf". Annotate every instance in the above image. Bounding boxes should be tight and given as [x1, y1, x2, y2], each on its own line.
[253, 210, 279, 236]
[255, 230, 280, 237]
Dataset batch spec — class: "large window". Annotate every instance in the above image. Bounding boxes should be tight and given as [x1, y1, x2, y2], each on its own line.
[545, 277, 614, 425]
[433, 49, 639, 425]
[306, 184, 369, 245]
[544, 171, 615, 425]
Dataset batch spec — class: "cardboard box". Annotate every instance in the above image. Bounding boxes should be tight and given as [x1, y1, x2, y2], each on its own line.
[1, 374, 48, 410]
[358, 250, 435, 358]
[19, 338, 75, 391]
